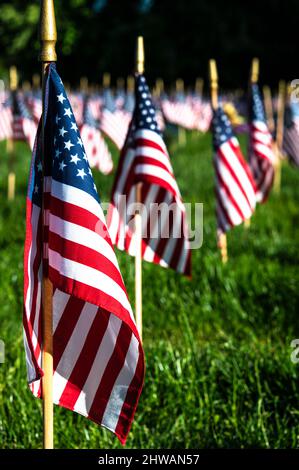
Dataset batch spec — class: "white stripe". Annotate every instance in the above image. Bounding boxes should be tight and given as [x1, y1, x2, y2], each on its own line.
[48, 248, 134, 319]
[53, 289, 70, 333]
[220, 142, 256, 210]
[49, 214, 119, 270]
[217, 159, 252, 219]
[135, 163, 180, 197]
[134, 145, 172, 173]
[102, 333, 139, 432]
[73, 314, 122, 416]
[216, 182, 243, 226]
[53, 301, 99, 404]
[49, 178, 107, 226]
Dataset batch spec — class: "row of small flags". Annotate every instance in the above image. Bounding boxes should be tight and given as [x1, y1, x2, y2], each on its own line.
[1, 74, 299, 168]
[1, 38, 298, 444]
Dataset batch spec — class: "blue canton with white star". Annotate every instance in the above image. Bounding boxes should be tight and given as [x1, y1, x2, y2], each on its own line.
[132, 74, 160, 134]
[212, 106, 234, 150]
[251, 83, 266, 123]
[29, 63, 99, 207]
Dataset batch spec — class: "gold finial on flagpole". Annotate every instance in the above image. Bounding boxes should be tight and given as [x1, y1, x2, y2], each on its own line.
[251, 58, 259, 84]
[127, 75, 134, 93]
[9, 66, 18, 91]
[136, 36, 144, 75]
[7, 66, 18, 200]
[156, 78, 164, 96]
[176, 78, 184, 94]
[103, 72, 111, 88]
[209, 59, 218, 110]
[39, 0, 57, 63]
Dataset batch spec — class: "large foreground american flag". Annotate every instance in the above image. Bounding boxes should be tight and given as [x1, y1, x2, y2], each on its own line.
[248, 83, 275, 203]
[23, 63, 144, 444]
[212, 106, 256, 233]
[107, 74, 191, 276]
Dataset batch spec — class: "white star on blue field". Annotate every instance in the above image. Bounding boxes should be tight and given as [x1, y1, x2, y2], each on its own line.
[212, 106, 234, 150]
[31, 64, 99, 207]
[251, 84, 266, 123]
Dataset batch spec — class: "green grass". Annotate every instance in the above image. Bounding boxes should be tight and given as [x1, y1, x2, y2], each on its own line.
[0, 129, 299, 449]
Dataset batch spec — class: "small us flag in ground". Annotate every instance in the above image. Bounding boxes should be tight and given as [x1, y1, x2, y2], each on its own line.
[107, 73, 191, 276]
[248, 83, 275, 202]
[23, 63, 144, 444]
[212, 106, 256, 233]
[283, 101, 299, 167]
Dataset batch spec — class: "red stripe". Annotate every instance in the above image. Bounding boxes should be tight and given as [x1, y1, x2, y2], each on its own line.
[87, 322, 132, 423]
[49, 231, 125, 291]
[48, 266, 138, 339]
[53, 296, 85, 369]
[58, 308, 110, 409]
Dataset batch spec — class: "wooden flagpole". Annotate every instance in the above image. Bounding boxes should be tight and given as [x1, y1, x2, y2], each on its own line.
[39, 0, 57, 450]
[274, 80, 286, 194]
[135, 36, 144, 339]
[176, 78, 186, 146]
[263, 85, 275, 134]
[209, 59, 228, 264]
[7, 66, 18, 201]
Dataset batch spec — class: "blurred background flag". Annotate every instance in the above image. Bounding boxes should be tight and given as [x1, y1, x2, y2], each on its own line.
[283, 99, 299, 167]
[23, 63, 144, 445]
[107, 72, 191, 276]
[248, 83, 275, 202]
[212, 106, 256, 233]
[80, 94, 113, 174]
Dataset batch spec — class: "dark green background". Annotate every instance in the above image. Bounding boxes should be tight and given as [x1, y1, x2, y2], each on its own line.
[0, 0, 296, 88]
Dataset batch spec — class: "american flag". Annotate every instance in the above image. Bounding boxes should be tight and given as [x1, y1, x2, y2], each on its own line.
[26, 91, 42, 123]
[248, 84, 275, 203]
[23, 63, 144, 444]
[12, 91, 37, 150]
[107, 74, 191, 276]
[80, 95, 113, 175]
[212, 106, 256, 233]
[100, 89, 131, 150]
[283, 102, 299, 167]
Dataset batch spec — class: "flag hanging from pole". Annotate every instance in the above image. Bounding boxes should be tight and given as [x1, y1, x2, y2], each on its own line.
[248, 83, 275, 202]
[107, 74, 191, 276]
[23, 63, 144, 444]
[212, 106, 256, 233]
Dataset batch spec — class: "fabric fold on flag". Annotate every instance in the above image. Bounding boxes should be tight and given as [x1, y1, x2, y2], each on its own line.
[212, 106, 257, 233]
[107, 74, 191, 276]
[23, 63, 144, 445]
